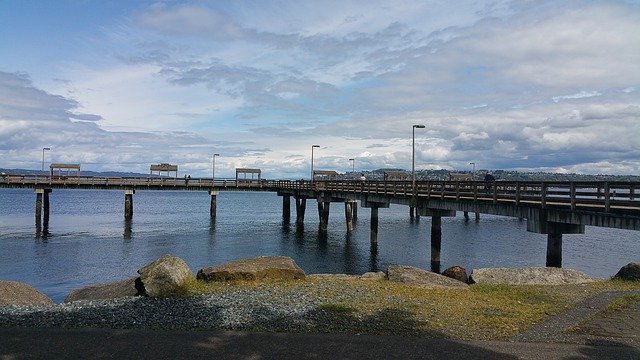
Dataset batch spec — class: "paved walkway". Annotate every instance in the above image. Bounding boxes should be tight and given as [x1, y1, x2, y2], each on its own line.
[2, 327, 640, 360]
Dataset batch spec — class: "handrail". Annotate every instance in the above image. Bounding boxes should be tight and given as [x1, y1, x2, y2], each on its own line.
[1, 175, 639, 213]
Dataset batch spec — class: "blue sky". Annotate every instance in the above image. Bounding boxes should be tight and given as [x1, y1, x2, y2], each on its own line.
[0, 0, 638, 178]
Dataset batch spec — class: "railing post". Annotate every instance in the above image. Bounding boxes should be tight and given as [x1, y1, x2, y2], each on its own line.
[455, 181, 460, 200]
[473, 182, 478, 201]
[570, 182, 576, 211]
[440, 181, 445, 199]
[604, 182, 610, 212]
[515, 182, 521, 205]
[493, 182, 498, 204]
[541, 183, 547, 209]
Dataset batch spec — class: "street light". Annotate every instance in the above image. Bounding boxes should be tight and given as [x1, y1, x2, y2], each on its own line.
[469, 162, 475, 180]
[311, 145, 320, 181]
[412, 125, 425, 193]
[348, 158, 355, 178]
[212, 153, 220, 184]
[42, 147, 51, 175]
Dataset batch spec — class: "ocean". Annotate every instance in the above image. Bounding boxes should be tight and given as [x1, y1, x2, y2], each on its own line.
[1, 188, 638, 303]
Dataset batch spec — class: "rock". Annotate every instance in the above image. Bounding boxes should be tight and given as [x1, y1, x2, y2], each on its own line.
[442, 266, 469, 284]
[137, 254, 194, 297]
[469, 267, 596, 285]
[386, 265, 469, 289]
[0, 281, 53, 306]
[614, 263, 640, 281]
[64, 277, 140, 303]
[360, 271, 386, 280]
[197, 256, 305, 282]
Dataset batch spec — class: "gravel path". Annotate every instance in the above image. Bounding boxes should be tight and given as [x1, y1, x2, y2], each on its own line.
[512, 290, 640, 346]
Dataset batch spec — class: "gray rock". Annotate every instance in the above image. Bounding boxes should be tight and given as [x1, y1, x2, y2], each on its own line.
[386, 265, 469, 289]
[197, 256, 305, 282]
[614, 263, 640, 281]
[360, 271, 386, 280]
[0, 281, 53, 306]
[442, 266, 469, 284]
[137, 254, 194, 297]
[469, 267, 596, 285]
[64, 277, 140, 303]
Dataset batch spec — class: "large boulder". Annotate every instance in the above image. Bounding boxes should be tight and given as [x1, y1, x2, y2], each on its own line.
[197, 256, 305, 282]
[386, 265, 469, 289]
[0, 281, 53, 306]
[64, 277, 140, 303]
[469, 267, 596, 285]
[137, 254, 194, 297]
[442, 266, 469, 284]
[614, 263, 640, 281]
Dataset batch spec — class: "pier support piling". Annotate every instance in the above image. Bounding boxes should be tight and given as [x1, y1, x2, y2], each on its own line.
[318, 201, 330, 231]
[124, 189, 134, 220]
[209, 190, 218, 219]
[410, 206, 415, 219]
[345, 200, 355, 232]
[475, 212, 480, 221]
[546, 233, 562, 268]
[282, 195, 291, 223]
[295, 197, 307, 226]
[464, 211, 469, 220]
[352, 200, 358, 221]
[370, 205, 379, 244]
[431, 215, 442, 273]
[35, 190, 43, 227]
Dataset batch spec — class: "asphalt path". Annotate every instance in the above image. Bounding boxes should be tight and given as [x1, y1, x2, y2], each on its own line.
[1, 328, 639, 360]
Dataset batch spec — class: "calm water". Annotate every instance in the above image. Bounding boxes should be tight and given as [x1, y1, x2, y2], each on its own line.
[1, 188, 639, 303]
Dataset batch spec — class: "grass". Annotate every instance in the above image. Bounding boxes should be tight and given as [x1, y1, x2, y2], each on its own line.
[169, 277, 640, 340]
[604, 294, 640, 313]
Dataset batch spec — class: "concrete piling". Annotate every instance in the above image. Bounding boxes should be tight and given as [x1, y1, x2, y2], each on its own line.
[370, 205, 379, 244]
[209, 190, 218, 219]
[282, 195, 291, 223]
[345, 201, 354, 232]
[124, 189, 134, 220]
[431, 215, 442, 273]
[546, 233, 563, 267]
[295, 197, 307, 226]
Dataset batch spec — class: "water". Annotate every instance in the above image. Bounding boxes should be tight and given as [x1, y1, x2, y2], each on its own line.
[1, 188, 639, 303]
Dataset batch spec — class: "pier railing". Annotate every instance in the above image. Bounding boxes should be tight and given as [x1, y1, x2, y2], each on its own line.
[277, 180, 639, 213]
[1, 175, 638, 213]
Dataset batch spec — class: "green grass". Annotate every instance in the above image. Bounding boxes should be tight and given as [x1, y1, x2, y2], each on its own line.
[166, 277, 640, 340]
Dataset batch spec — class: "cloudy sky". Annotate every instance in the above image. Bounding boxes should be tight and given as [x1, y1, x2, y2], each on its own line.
[1, 1, 638, 178]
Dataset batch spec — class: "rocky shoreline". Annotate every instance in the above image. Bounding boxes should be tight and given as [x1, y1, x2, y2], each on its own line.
[1, 256, 638, 341]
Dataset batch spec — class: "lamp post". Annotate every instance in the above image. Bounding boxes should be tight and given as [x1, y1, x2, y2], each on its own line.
[311, 145, 320, 182]
[212, 153, 219, 184]
[469, 162, 475, 180]
[42, 147, 51, 175]
[348, 158, 355, 178]
[412, 125, 425, 194]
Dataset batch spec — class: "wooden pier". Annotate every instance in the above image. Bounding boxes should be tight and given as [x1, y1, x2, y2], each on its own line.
[1, 174, 639, 270]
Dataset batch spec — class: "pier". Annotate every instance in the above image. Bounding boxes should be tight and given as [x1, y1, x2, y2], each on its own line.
[1, 174, 639, 270]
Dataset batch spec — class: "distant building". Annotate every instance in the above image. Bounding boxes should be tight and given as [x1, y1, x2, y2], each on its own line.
[313, 170, 339, 181]
[449, 173, 473, 181]
[384, 171, 409, 181]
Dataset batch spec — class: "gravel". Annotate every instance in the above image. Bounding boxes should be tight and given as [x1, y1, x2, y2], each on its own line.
[0, 286, 355, 332]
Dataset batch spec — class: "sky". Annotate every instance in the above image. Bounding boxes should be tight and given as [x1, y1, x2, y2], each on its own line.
[0, 0, 639, 179]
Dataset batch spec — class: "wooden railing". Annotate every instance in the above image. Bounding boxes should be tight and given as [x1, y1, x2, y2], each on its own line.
[1, 175, 638, 213]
